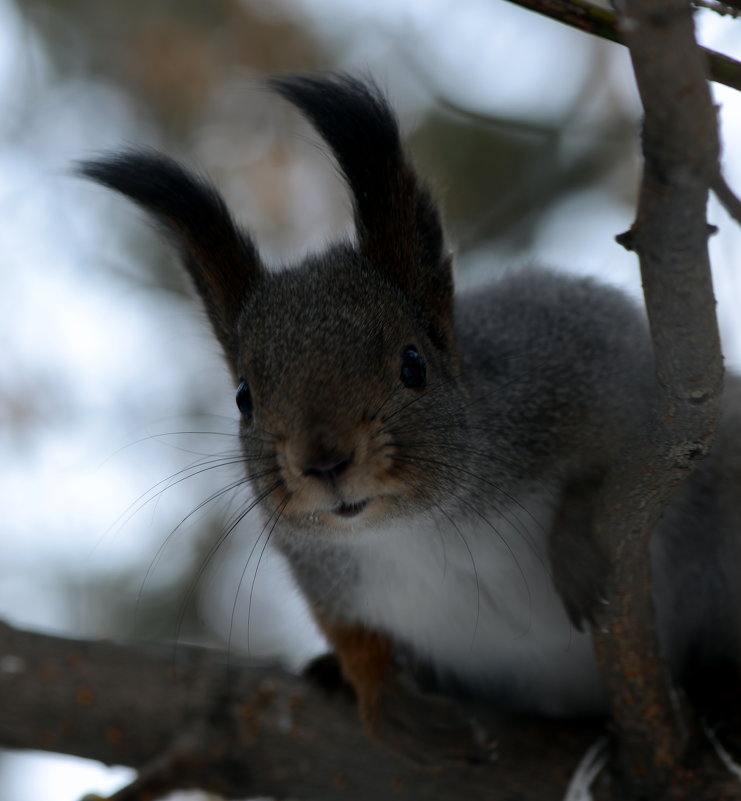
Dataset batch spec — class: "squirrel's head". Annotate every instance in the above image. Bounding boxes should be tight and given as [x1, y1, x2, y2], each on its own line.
[79, 75, 467, 532]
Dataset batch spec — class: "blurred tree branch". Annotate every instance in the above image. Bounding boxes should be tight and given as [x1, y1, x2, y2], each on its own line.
[502, 0, 741, 91]
[697, 0, 741, 15]
[713, 171, 741, 223]
[0, 619, 607, 801]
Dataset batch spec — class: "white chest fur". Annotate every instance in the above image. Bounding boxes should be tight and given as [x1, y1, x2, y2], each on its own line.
[344, 500, 606, 717]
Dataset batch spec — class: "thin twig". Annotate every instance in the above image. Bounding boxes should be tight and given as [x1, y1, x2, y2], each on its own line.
[712, 171, 741, 223]
[501, 0, 741, 92]
[695, 0, 741, 15]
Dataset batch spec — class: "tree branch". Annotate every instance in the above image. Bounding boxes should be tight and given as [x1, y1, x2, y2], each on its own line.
[712, 170, 741, 224]
[588, 1, 727, 798]
[501, 0, 741, 92]
[696, 0, 741, 18]
[0, 619, 609, 801]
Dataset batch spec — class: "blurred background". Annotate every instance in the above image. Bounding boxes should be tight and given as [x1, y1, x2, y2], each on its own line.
[1, 0, 740, 798]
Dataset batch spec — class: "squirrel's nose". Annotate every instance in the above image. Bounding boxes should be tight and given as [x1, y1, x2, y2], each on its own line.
[303, 452, 354, 483]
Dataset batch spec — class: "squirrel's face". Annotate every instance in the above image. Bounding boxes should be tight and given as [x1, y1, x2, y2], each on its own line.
[235, 254, 467, 533]
[79, 75, 462, 533]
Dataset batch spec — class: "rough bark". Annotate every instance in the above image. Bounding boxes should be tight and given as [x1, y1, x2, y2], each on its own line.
[0, 620, 605, 801]
[589, 0, 727, 798]
[501, 0, 741, 91]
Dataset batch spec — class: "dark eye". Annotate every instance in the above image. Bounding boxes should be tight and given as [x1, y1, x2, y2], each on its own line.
[400, 346, 426, 389]
[236, 380, 254, 418]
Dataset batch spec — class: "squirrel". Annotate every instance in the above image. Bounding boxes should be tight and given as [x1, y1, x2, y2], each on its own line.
[79, 74, 741, 763]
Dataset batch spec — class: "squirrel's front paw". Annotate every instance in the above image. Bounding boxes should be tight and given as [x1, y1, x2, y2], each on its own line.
[549, 477, 610, 629]
[551, 541, 609, 630]
[361, 676, 496, 767]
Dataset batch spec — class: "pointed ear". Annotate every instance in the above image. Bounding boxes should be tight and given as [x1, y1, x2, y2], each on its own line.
[78, 150, 263, 365]
[269, 75, 453, 347]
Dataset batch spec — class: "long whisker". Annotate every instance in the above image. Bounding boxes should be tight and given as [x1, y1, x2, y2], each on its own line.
[172, 480, 283, 660]
[390, 450, 550, 570]
[98, 429, 240, 465]
[99, 451, 266, 546]
[378, 348, 545, 429]
[135, 466, 281, 614]
[434, 501, 481, 652]
[367, 367, 464, 424]
[90, 456, 252, 566]
[232, 494, 291, 662]
[391, 454, 534, 636]
[378, 357, 548, 440]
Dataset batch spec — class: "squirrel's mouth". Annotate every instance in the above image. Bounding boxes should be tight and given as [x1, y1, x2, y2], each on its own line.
[333, 499, 369, 519]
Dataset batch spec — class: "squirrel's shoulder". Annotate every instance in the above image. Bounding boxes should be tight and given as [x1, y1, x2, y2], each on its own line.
[454, 267, 651, 377]
[453, 267, 656, 472]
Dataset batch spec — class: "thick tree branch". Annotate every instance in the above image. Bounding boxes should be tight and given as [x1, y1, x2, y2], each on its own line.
[589, 1, 727, 798]
[501, 0, 741, 92]
[0, 619, 609, 801]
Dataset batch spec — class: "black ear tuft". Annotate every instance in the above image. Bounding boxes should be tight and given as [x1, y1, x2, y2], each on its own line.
[269, 75, 453, 344]
[78, 150, 263, 365]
